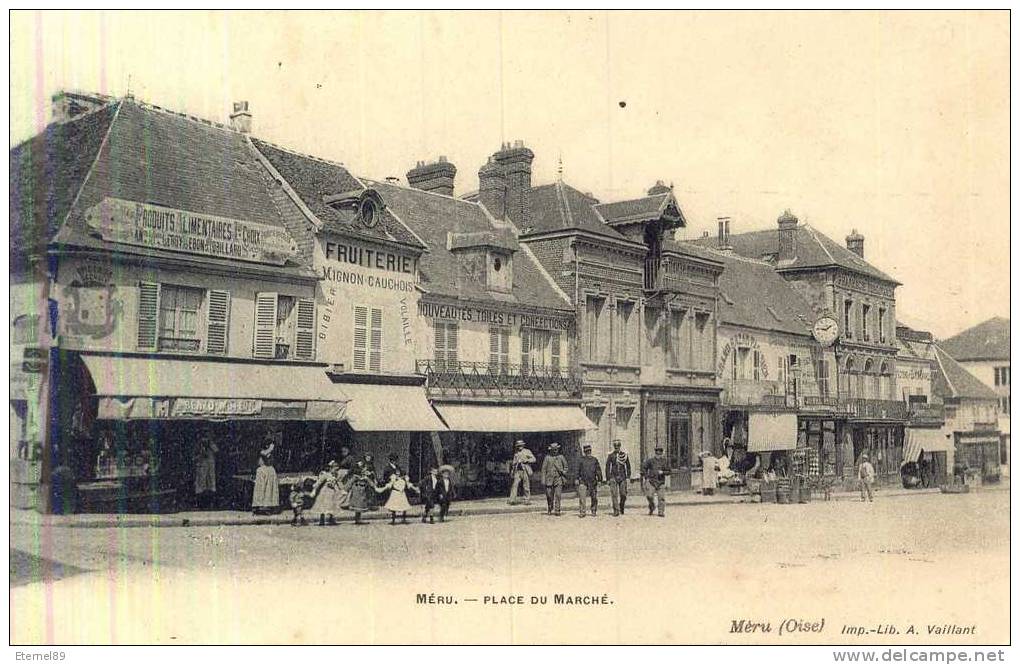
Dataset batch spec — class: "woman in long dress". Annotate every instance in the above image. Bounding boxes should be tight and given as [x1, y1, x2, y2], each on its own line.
[342, 461, 373, 525]
[376, 472, 418, 525]
[310, 460, 341, 526]
[193, 437, 218, 509]
[251, 442, 279, 515]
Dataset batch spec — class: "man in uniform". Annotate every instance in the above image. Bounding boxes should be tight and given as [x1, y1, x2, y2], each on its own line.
[508, 440, 537, 505]
[642, 446, 670, 517]
[575, 444, 603, 517]
[605, 439, 632, 516]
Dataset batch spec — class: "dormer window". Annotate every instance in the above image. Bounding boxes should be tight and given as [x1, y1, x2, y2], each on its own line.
[487, 250, 512, 293]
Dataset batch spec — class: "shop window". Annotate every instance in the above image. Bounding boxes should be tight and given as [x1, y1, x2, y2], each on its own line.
[489, 325, 510, 374]
[254, 293, 315, 360]
[434, 321, 459, 371]
[353, 305, 383, 372]
[843, 300, 853, 339]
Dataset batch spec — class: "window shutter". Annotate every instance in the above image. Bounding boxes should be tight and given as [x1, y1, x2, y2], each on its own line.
[206, 289, 231, 355]
[353, 305, 368, 371]
[447, 323, 458, 367]
[294, 298, 316, 360]
[253, 293, 277, 359]
[520, 328, 531, 370]
[489, 325, 500, 370]
[137, 282, 161, 350]
[753, 350, 761, 381]
[550, 332, 561, 370]
[434, 322, 446, 368]
[369, 307, 383, 372]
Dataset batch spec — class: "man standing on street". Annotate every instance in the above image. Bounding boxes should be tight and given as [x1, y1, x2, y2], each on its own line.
[605, 439, 632, 516]
[858, 452, 876, 502]
[508, 440, 536, 505]
[575, 444, 603, 517]
[642, 446, 670, 517]
[541, 442, 568, 516]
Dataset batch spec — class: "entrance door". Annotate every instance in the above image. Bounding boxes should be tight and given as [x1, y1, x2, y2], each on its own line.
[668, 415, 691, 490]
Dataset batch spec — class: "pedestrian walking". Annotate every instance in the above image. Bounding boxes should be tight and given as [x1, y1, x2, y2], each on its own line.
[289, 478, 312, 526]
[192, 435, 218, 510]
[508, 440, 536, 505]
[420, 464, 441, 524]
[605, 439, 632, 516]
[310, 460, 342, 526]
[436, 468, 454, 522]
[362, 453, 380, 508]
[343, 461, 373, 525]
[858, 453, 876, 502]
[541, 442, 568, 516]
[376, 471, 418, 525]
[575, 444, 603, 517]
[251, 441, 279, 515]
[642, 446, 670, 517]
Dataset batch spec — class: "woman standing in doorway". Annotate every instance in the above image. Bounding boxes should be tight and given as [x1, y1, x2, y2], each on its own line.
[251, 440, 279, 515]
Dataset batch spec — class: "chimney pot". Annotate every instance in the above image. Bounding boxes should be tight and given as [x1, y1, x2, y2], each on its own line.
[229, 100, 252, 133]
[777, 209, 798, 261]
[407, 158, 457, 197]
[493, 141, 535, 227]
[846, 229, 865, 258]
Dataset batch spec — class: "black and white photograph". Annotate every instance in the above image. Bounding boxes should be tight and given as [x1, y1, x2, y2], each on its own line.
[7, 9, 1011, 652]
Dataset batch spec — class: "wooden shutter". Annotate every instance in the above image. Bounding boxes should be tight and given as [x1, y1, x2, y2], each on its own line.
[295, 298, 316, 360]
[434, 322, 446, 369]
[489, 326, 500, 371]
[206, 289, 230, 355]
[369, 307, 382, 372]
[446, 322, 458, 368]
[520, 327, 531, 372]
[253, 293, 277, 359]
[353, 305, 368, 371]
[137, 282, 161, 350]
[550, 332, 561, 370]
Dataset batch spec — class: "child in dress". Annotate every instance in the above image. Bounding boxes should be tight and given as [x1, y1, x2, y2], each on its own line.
[343, 461, 373, 525]
[289, 478, 313, 526]
[376, 471, 418, 525]
[310, 460, 341, 526]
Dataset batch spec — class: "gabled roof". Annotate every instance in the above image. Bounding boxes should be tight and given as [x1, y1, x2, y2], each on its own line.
[251, 139, 423, 249]
[665, 238, 725, 266]
[29, 98, 314, 276]
[690, 223, 899, 284]
[939, 317, 1010, 362]
[9, 102, 118, 273]
[523, 181, 631, 242]
[932, 344, 999, 401]
[710, 249, 815, 337]
[594, 192, 681, 227]
[366, 180, 573, 312]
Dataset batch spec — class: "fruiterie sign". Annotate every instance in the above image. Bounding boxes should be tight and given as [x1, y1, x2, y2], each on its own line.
[85, 197, 297, 265]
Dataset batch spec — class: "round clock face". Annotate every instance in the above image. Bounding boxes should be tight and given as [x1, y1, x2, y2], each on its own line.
[812, 316, 839, 346]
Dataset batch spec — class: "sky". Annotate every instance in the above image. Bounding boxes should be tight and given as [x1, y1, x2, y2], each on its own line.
[9, 10, 1009, 339]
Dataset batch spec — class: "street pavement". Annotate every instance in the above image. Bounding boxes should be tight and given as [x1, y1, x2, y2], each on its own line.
[10, 487, 1009, 645]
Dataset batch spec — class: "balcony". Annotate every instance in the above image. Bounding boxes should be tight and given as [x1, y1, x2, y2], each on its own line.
[417, 360, 582, 401]
[907, 403, 946, 427]
[843, 398, 908, 421]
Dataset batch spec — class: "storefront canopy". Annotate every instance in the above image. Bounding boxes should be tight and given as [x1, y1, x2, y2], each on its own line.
[434, 404, 596, 433]
[340, 383, 446, 432]
[81, 354, 348, 421]
[903, 427, 953, 462]
[747, 413, 799, 453]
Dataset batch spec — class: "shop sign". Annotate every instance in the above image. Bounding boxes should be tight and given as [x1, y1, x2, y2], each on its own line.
[21, 347, 47, 373]
[418, 301, 573, 331]
[171, 398, 263, 418]
[318, 239, 418, 293]
[85, 197, 297, 266]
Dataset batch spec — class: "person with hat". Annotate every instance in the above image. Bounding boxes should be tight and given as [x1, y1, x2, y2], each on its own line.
[310, 459, 343, 526]
[605, 439, 632, 516]
[575, 443, 604, 517]
[641, 446, 670, 517]
[857, 452, 876, 502]
[508, 440, 537, 505]
[541, 442, 569, 516]
[342, 460, 374, 525]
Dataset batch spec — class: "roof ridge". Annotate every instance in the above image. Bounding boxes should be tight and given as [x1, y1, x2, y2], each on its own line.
[251, 136, 353, 171]
[9, 98, 121, 153]
[802, 224, 837, 264]
[57, 100, 124, 234]
[555, 181, 574, 229]
[933, 345, 958, 397]
[365, 177, 485, 207]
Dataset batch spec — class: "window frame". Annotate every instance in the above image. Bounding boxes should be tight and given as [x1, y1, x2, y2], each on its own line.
[157, 283, 206, 353]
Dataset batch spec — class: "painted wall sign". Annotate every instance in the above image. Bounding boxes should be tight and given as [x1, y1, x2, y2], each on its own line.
[85, 197, 297, 265]
[321, 240, 416, 275]
[171, 398, 263, 418]
[717, 332, 770, 379]
[418, 301, 573, 331]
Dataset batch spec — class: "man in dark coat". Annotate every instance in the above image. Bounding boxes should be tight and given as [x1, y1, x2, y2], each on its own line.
[436, 468, 454, 522]
[605, 439, 632, 516]
[575, 444, 603, 517]
[541, 442, 568, 516]
[642, 446, 670, 517]
[420, 464, 441, 524]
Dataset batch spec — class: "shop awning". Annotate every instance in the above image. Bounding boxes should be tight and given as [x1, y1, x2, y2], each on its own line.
[340, 383, 446, 432]
[747, 413, 799, 453]
[81, 354, 348, 421]
[434, 404, 596, 432]
[903, 427, 953, 462]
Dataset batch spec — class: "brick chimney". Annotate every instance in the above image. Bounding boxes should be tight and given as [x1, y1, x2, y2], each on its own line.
[51, 91, 114, 123]
[717, 216, 732, 249]
[478, 157, 506, 219]
[846, 229, 864, 258]
[406, 157, 457, 197]
[230, 101, 252, 133]
[777, 209, 798, 262]
[493, 140, 534, 227]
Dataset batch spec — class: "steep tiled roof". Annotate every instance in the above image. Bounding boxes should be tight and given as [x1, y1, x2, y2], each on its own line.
[9, 102, 118, 273]
[251, 139, 423, 249]
[367, 180, 573, 311]
[940, 317, 1010, 361]
[712, 250, 815, 336]
[665, 238, 725, 265]
[594, 193, 675, 225]
[932, 344, 999, 401]
[524, 182, 630, 242]
[690, 223, 899, 284]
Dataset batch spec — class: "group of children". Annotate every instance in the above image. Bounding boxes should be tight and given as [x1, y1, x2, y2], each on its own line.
[287, 454, 455, 526]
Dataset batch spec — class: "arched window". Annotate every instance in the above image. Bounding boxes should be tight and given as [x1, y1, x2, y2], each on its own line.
[879, 360, 892, 400]
[842, 355, 856, 398]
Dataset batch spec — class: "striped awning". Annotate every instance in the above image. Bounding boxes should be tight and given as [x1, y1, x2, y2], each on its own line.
[903, 427, 953, 462]
[747, 413, 799, 453]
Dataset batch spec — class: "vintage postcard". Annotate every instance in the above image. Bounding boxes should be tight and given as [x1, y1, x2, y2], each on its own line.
[7, 10, 1010, 650]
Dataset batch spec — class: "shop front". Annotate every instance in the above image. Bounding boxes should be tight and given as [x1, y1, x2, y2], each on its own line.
[954, 430, 1002, 484]
[430, 403, 594, 498]
[901, 427, 952, 488]
[846, 422, 905, 485]
[641, 388, 719, 490]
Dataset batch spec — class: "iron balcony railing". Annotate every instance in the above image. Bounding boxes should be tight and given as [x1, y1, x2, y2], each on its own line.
[843, 398, 908, 421]
[416, 359, 583, 399]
